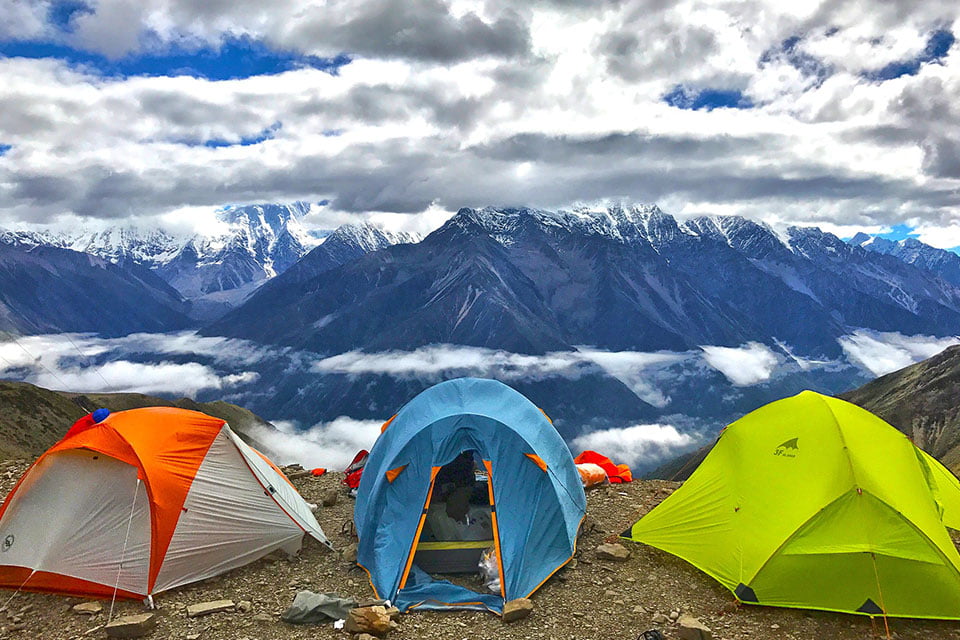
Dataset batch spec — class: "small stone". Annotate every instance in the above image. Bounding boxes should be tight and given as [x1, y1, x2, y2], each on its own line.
[236, 601, 252, 613]
[104, 613, 157, 638]
[670, 610, 680, 621]
[595, 543, 631, 561]
[321, 488, 339, 507]
[72, 602, 103, 615]
[185, 634, 202, 640]
[341, 542, 358, 563]
[502, 598, 533, 623]
[355, 635, 378, 640]
[344, 606, 396, 636]
[186, 600, 235, 618]
[652, 613, 669, 624]
[677, 614, 713, 640]
[252, 613, 273, 622]
[770, 623, 780, 629]
[632, 605, 647, 614]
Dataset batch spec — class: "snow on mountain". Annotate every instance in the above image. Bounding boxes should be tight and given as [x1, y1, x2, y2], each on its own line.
[0, 203, 324, 302]
[849, 233, 960, 289]
[214, 205, 960, 362]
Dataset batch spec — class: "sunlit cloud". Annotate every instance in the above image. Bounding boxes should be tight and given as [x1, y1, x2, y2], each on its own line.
[249, 417, 383, 469]
[700, 342, 781, 386]
[838, 330, 960, 377]
[571, 423, 697, 469]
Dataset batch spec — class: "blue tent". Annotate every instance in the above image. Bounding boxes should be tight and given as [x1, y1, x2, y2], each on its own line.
[355, 378, 586, 614]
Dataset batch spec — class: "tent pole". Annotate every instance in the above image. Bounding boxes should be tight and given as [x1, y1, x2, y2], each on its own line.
[108, 478, 141, 622]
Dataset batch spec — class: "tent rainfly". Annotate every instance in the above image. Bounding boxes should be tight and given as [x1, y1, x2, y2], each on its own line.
[0, 407, 330, 599]
[623, 390, 960, 619]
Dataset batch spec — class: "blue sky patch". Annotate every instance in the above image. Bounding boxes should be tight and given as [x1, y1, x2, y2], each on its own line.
[874, 223, 920, 242]
[0, 35, 351, 80]
[48, 1, 93, 33]
[0, 144, 11, 156]
[663, 86, 753, 111]
[867, 29, 955, 81]
[760, 36, 833, 83]
[191, 122, 282, 148]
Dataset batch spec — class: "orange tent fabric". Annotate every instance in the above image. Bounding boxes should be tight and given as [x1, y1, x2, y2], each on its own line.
[573, 450, 633, 483]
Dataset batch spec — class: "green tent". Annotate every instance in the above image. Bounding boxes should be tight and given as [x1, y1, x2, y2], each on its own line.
[623, 390, 960, 619]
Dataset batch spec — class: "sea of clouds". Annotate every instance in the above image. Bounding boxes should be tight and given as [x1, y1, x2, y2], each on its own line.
[1, 329, 955, 468]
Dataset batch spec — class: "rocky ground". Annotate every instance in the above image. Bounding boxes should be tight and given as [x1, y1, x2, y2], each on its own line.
[1, 461, 960, 640]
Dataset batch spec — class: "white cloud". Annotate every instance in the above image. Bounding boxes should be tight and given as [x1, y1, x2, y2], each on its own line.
[35, 360, 258, 396]
[0, 332, 268, 395]
[700, 342, 781, 386]
[249, 417, 383, 469]
[0, 2, 958, 234]
[313, 344, 589, 379]
[576, 348, 686, 407]
[312, 344, 689, 406]
[571, 423, 696, 469]
[838, 329, 960, 377]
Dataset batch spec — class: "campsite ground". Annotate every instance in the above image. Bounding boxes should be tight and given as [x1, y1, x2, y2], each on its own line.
[2, 464, 959, 640]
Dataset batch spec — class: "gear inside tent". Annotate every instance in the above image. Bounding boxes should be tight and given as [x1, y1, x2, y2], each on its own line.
[354, 378, 586, 614]
[623, 390, 960, 620]
[0, 407, 330, 599]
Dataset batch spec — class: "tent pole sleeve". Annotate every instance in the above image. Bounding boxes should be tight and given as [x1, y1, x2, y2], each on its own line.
[484, 460, 506, 600]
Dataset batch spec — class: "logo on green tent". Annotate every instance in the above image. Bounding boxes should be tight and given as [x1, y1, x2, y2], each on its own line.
[774, 437, 798, 458]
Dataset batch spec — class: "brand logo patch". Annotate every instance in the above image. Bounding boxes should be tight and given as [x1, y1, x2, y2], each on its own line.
[774, 437, 799, 458]
[1, 534, 14, 552]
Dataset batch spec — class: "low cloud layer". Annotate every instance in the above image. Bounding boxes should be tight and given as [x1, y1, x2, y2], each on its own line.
[838, 330, 960, 376]
[700, 342, 781, 386]
[0, 331, 268, 396]
[571, 423, 697, 470]
[250, 417, 383, 470]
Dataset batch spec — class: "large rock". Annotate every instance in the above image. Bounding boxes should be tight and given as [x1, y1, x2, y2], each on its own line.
[104, 612, 157, 638]
[344, 606, 397, 637]
[676, 615, 713, 640]
[341, 542, 358, 563]
[72, 602, 103, 615]
[502, 598, 533, 623]
[321, 488, 339, 507]
[595, 543, 631, 561]
[186, 600, 236, 617]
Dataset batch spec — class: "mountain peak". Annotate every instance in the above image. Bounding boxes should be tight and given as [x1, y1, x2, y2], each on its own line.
[323, 222, 420, 253]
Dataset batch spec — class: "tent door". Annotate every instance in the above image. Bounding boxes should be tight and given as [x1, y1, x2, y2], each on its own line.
[400, 452, 500, 588]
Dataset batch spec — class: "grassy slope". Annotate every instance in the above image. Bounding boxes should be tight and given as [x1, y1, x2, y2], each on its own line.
[0, 380, 277, 458]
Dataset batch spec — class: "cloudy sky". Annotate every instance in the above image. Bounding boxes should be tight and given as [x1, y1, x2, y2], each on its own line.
[1, 1, 958, 243]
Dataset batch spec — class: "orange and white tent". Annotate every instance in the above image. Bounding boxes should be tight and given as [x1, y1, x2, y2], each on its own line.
[0, 407, 329, 599]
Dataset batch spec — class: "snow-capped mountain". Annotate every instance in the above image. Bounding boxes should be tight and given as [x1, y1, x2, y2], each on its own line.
[212, 205, 960, 359]
[849, 232, 960, 289]
[0, 203, 320, 303]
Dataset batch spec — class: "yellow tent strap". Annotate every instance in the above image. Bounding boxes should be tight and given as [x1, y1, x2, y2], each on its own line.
[416, 540, 493, 550]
